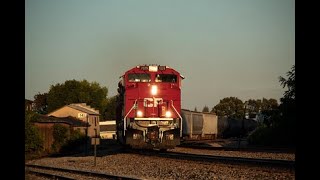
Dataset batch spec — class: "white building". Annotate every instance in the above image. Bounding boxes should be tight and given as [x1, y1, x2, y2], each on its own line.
[100, 120, 117, 139]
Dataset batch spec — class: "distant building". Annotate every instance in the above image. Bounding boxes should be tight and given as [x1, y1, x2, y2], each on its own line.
[99, 120, 116, 139]
[34, 115, 88, 152]
[25, 99, 35, 111]
[47, 103, 100, 137]
[247, 112, 264, 123]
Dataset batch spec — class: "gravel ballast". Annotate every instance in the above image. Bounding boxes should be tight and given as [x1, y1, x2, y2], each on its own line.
[26, 152, 294, 180]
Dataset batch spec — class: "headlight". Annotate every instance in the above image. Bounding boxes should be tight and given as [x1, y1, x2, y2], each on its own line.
[151, 85, 157, 95]
[137, 110, 143, 117]
[165, 111, 172, 117]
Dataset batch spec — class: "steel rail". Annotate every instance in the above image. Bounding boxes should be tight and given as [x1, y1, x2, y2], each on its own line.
[126, 150, 295, 169]
[25, 164, 141, 180]
[26, 169, 75, 180]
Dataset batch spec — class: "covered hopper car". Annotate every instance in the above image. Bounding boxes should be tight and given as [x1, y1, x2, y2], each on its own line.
[181, 109, 218, 140]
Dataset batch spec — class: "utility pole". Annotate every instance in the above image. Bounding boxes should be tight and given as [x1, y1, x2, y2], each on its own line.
[94, 128, 97, 166]
[238, 102, 247, 149]
[85, 115, 89, 155]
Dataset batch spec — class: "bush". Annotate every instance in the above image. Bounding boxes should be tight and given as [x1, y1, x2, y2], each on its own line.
[247, 126, 273, 146]
[247, 125, 294, 147]
[25, 111, 43, 152]
[52, 124, 69, 152]
[60, 129, 88, 153]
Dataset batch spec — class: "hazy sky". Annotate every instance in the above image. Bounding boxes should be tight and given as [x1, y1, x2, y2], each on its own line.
[25, 0, 295, 111]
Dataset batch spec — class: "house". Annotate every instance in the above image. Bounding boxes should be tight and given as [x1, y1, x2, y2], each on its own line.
[25, 99, 35, 111]
[34, 115, 88, 152]
[47, 103, 100, 137]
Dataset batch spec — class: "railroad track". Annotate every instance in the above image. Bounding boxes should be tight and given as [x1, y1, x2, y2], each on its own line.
[27, 169, 75, 180]
[127, 150, 295, 169]
[178, 143, 295, 153]
[25, 164, 140, 180]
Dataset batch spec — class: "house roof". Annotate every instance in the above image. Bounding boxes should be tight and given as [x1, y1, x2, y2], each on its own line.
[47, 103, 100, 116]
[36, 115, 89, 127]
[25, 99, 33, 103]
[67, 104, 100, 115]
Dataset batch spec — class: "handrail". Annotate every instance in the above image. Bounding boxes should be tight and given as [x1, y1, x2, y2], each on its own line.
[123, 99, 137, 136]
[171, 100, 183, 137]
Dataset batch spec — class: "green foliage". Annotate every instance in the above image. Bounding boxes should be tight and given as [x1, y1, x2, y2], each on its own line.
[25, 111, 43, 152]
[279, 65, 295, 100]
[248, 124, 294, 147]
[211, 97, 244, 119]
[25, 110, 40, 122]
[246, 98, 278, 115]
[47, 79, 108, 119]
[278, 65, 295, 132]
[247, 126, 275, 146]
[248, 65, 295, 147]
[60, 129, 88, 153]
[52, 124, 69, 152]
[33, 92, 48, 114]
[104, 95, 117, 120]
[194, 107, 198, 112]
[276, 65, 295, 145]
[211, 97, 279, 125]
[261, 98, 278, 111]
[245, 98, 279, 127]
[202, 105, 209, 113]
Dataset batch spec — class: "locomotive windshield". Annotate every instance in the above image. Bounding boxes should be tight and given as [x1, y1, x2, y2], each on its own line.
[128, 73, 151, 82]
[155, 74, 177, 83]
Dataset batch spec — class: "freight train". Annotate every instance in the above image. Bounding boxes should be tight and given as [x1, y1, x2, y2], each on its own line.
[116, 65, 184, 150]
[180, 109, 258, 141]
[181, 109, 218, 141]
[218, 117, 258, 138]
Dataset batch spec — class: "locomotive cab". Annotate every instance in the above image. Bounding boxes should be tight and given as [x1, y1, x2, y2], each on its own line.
[116, 65, 184, 149]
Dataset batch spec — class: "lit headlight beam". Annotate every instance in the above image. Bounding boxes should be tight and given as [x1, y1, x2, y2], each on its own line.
[151, 85, 158, 95]
[165, 111, 172, 118]
[137, 110, 143, 117]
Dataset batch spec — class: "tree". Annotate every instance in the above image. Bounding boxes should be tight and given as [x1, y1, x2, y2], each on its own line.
[246, 99, 262, 114]
[245, 98, 278, 126]
[274, 65, 295, 145]
[211, 97, 244, 119]
[261, 98, 278, 111]
[202, 105, 209, 113]
[246, 98, 278, 114]
[25, 111, 43, 152]
[33, 92, 48, 114]
[104, 95, 117, 120]
[47, 79, 108, 119]
[260, 98, 279, 127]
[279, 65, 295, 100]
[194, 107, 198, 112]
[278, 65, 295, 132]
[248, 65, 295, 146]
[52, 124, 69, 152]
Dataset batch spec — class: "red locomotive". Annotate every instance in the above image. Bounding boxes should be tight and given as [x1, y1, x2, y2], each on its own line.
[116, 65, 184, 150]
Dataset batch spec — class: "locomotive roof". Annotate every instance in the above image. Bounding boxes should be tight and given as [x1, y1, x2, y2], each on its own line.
[120, 65, 185, 79]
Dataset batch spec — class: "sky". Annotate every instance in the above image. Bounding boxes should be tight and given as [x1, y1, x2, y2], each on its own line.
[25, 0, 295, 111]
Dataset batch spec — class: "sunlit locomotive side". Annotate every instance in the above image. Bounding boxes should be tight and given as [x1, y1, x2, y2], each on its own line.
[116, 65, 184, 150]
